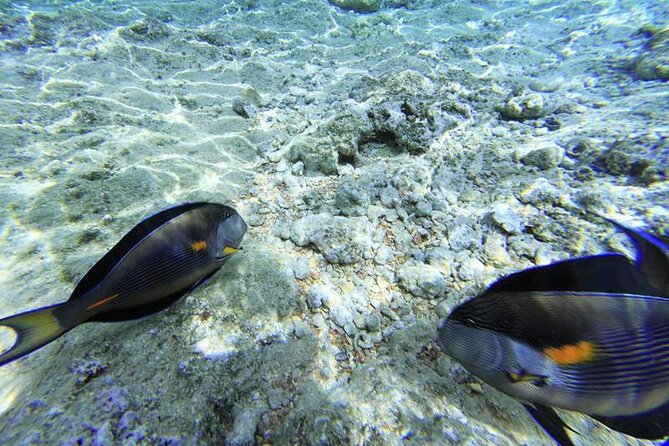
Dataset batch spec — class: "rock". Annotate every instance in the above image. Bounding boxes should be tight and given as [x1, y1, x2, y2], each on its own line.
[414, 199, 432, 217]
[457, 257, 487, 282]
[328, 0, 382, 13]
[379, 185, 401, 208]
[574, 166, 595, 181]
[483, 236, 513, 267]
[290, 214, 374, 264]
[292, 257, 311, 280]
[329, 303, 356, 329]
[575, 185, 617, 214]
[635, 52, 669, 81]
[488, 203, 524, 235]
[497, 92, 548, 120]
[528, 75, 565, 93]
[221, 242, 298, 318]
[307, 285, 336, 309]
[517, 178, 563, 207]
[273, 219, 292, 240]
[291, 214, 327, 246]
[71, 359, 107, 387]
[365, 313, 381, 331]
[564, 136, 600, 160]
[98, 386, 129, 416]
[521, 144, 564, 170]
[118, 411, 138, 433]
[595, 148, 633, 175]
[634, 25, 669, 81]
[365, 98, 456, 155]
[354, 314, 366, 329]
[426, 247, 452, 277]
[374, 245, 395, 265]
[228, 407, 261, 446]
[287, 135, 338, 175]
[448, 224, 480, 252]
[231, 96, 258, 119]
[268, 389, 289, 410]
[367, 205, 385, 221]
[92, 421, 114, 446]
[397, 261, 447, 299]
[335, 179, 371, 216]
[344, 322, 358, 336]
[356, 332, 376, 349]
[312, 313, 326, 328]
[386, 69, 435, 97]
[324, 109, 369, 162]
[291, 161, 305, 176]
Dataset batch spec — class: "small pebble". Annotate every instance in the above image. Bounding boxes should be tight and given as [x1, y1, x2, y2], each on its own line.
[354, 315, 366, 329]
[365, 313, 381, 331]
[312, 313, 325, 328]
[488, 203, 523, 235]
[344, 322, 358, 336]
[374, 246, 395, 265]
[380, 304, 399, 321]
[457, 257, 487, 282]
[292, 257, 311, 280]
[291, 161, 304, 176]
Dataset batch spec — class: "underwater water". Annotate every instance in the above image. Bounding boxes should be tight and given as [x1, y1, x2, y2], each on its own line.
[0, 0, 667, 444]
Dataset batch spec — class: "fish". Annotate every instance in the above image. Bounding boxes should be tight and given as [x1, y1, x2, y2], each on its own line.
[437, 219, 669, 446]
[0, 202, 247, 367]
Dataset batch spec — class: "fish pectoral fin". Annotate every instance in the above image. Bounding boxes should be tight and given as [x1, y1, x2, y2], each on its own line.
[523, 403, 577, 446]
[592, 401, 669, 441]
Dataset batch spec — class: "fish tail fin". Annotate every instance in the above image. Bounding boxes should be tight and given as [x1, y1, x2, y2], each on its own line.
[0, 304, 71, 367]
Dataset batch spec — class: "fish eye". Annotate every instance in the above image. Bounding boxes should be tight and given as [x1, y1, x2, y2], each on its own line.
[225, 212, 231, 218]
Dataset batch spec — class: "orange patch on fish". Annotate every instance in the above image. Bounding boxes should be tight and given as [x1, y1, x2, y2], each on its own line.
[544, 341, 596, 365]
[191, 240, 207, 252]
[87, 293, 120, 310]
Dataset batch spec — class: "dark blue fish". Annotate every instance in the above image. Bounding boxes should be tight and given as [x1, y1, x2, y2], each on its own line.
[438, 219, 669, 445]
[0, 202, 247, 367]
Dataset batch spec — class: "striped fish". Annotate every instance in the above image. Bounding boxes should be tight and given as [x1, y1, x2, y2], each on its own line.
[438, 219, 669, 445]
[0, 202, 247, 367]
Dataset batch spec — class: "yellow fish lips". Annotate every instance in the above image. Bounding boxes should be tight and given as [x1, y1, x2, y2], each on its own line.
[223, 246, 240, 255]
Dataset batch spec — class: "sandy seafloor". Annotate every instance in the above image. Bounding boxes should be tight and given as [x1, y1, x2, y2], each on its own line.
[0, 0, 667, 444]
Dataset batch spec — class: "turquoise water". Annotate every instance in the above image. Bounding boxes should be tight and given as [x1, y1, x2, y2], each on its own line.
[0, 1, 667, 444]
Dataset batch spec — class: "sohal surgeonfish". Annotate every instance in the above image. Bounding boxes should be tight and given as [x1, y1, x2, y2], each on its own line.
[438, 219, 669, 445]
[0, 202, 247, 367]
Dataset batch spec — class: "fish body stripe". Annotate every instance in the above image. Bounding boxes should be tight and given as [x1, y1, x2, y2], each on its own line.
[86, 293, 120, 310]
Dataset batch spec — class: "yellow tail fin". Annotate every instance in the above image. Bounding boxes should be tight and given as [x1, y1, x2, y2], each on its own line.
[0, 304, 69, 367]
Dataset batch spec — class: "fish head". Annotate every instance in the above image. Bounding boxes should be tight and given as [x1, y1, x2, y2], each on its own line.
[437, 295, 556, 402]
[214, 206, 247, 260]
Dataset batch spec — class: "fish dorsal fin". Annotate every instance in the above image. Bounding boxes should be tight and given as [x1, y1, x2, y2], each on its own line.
[68, 202, 209, 301]
[487, 254, 662, 296]
[607, 219, 669, 297]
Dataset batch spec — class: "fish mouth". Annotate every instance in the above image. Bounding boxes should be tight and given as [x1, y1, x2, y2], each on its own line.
[215, 212, 248, 260]
[216, 245, 242, 260]
[223, 246, 240, 255]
